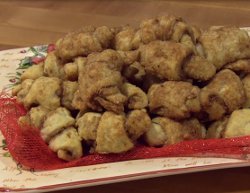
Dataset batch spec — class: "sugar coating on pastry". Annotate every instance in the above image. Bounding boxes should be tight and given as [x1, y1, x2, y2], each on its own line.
[95, 111, 134, 154]
[148, 81, 201, 119]
[49, 127, 82, 161]
[40, 107, 75, 142]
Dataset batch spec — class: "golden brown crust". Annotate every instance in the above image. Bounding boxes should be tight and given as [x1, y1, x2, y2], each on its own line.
[78, 50, 127, 113]
[62, 81, 78, 110]
[206, 117, 228, 139]
[223, 109, 250, 138]
[200, 69, 246, 120]
[121, 82, 148, 109]
[145, 117, 205, 146]
[77, 112, 102, 142]
[152, 117, 183, 145]
[224, 59, 250, 74]
[181, 118, 206, 140]
[144, 122, 167, 146]
[56, 26, 115, 60]
[19, 106, 51, 129]
[72, 90, 86, 110]
[117, 50, 139, 65]
[138, 15, 180, 44]
[15, 79, 33, 101]
[171, 21, 190, 42]
[63, 62, 78, 81]
[148, 81, 201, 119]
[113, 15, 200, 51]
[125, 109, 151, 141]
[44, 51, 64, 78]
[16, 77, 62, 110]
[40, 107, 75, 142]
[49, 127, 82, 161]
[183, 55, 216, 81]
[114, 26, 137, 51]
[21, 62, 44, 81]
[199, 27, 250, 70]
[95, 111, 134, 154]
[140, 40, 193, 80]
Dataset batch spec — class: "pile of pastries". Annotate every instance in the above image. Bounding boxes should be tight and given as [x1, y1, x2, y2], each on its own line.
[12, 15, 250, 161]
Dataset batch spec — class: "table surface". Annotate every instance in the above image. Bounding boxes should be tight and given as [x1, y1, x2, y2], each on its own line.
[1, 0, 250, 193]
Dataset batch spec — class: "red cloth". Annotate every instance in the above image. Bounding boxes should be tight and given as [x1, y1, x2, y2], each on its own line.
[0, 97, 250, 170]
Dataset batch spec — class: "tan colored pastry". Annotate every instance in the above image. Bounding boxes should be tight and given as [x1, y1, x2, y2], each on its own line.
[125, 109, 151, 141]
[224, 59, 250, 74]
[56, 26, 115, 60]
[140, 40, 192, 80]
[95, 111, 134, 154]
[21, 76, 61, 110]
[145, 117, 205, 146]
[49, 127, 82, 161]
[19, 106, 50, 129]
[224, 109, 250, 138]
[148, 81, 201, 119]
[44, 51, 64, 78]
[63, 62, 78, 81]
[21, 62, 44, 81]
[199, 26, 250, 69]
[183, 55, 216, 81]
[40, 107, 75, 142]
[207, 118, 228, 139]
[62, 81, 78, 110]
[78, 50, 127, 113]
[14, 79, 34, 101]
[200, 69, 246, 120]
[121, 82, 148, 109]
[77, 112, 102, 142]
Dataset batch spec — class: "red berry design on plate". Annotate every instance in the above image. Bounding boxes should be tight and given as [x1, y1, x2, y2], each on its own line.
[47, 44, 56, 53]
[31, 57, 45, 64]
